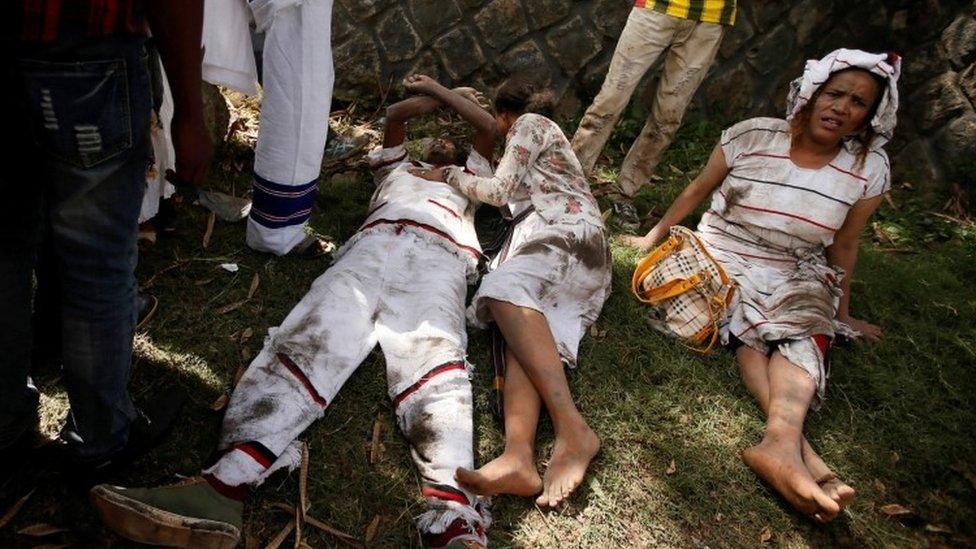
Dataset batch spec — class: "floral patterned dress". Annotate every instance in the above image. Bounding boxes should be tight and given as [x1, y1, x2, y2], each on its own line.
[445, 113, 611, 368]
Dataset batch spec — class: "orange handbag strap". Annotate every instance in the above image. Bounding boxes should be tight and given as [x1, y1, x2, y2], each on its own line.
[630, 234, 683, 303]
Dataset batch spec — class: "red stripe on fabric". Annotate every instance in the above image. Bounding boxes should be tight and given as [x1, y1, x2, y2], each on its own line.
[102, 0, 118, 34]
[360, 218, 483, 260]
[634, 0, 648, 6]
[719, 189, 837, 232]
[736, 321, 769, 338]
[428, 199, 461, 220]
[277, 353, 327, 407]
[394, 362, 466, 407]
[42, 0, 62, 41]
[203, 474, 250, 501]
[421, 486, 470, 505]
[234, 443, 274, 468]
[812, 334, 832, 355]
[827, 163, 868, 182]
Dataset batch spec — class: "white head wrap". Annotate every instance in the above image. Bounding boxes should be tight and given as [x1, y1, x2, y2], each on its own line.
[786, 48, 901, 148]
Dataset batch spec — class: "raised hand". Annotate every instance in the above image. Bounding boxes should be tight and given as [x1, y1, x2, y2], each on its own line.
[452, 86, 487, 107]
[403, 74, 438, 95]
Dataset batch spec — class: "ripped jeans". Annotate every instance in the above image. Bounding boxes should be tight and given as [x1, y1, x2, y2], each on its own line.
[0, 35, 151, 457]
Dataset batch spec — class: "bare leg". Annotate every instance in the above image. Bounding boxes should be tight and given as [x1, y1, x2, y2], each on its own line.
[741, 352, 841, 521]
[737, 347, 855, 510]
[455, 348, 543, 496]
[488, 300, 600, 507]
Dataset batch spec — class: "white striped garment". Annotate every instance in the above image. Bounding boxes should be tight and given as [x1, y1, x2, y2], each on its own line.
[697, 117, 889, 405]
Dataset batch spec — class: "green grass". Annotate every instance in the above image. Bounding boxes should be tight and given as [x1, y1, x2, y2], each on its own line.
[3, 117, 975, 548]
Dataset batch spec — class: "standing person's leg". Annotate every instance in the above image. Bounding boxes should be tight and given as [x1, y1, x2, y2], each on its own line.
[736, 346, 855, 509]
[0, 56, 42, 452]
[91, 243, 383, 548]
[487, 300, 599, 508]
[571, 8, 676, 175]
[456, 347, 544, 497]
[617, 20, 725, 196]
[741, 352, 841, 521]
[376, 240, 488, 547]
[17, 36, 153, 462]
[246, 0, 334, 255]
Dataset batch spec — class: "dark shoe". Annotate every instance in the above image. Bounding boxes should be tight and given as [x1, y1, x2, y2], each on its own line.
[49, 390, 186, 486]
[0, 411, 48, 503]
[91, 476, 242, 548]
[136, 292, 159, 332]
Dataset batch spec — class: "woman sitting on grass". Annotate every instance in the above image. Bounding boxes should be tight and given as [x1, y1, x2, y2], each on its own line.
[623, 49, 900, 521]
[408, 75, 611, 508]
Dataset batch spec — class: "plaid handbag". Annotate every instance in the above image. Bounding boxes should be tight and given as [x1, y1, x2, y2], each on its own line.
[630, 226, 737, 353]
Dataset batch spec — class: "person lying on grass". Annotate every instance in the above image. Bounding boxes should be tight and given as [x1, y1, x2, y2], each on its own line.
[89, 81, 499, 549]
[622, 48, 900, 521]
[408, 75, 612, 508]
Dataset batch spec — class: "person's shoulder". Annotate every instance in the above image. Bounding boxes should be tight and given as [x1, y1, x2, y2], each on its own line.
[723, 117, 789, 139]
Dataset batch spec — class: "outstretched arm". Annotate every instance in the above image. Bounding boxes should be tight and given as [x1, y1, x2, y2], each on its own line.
[826, 195, 884, 341]
[621, 143, 730, 251]
[403, 74, 497, 159]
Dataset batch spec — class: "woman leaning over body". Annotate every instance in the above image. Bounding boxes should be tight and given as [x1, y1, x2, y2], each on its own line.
[623, 49, 900, 521]
[407, 75, 612, 508]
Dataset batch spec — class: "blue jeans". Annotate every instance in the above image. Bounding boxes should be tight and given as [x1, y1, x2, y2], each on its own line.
[0, 35, 151, 458]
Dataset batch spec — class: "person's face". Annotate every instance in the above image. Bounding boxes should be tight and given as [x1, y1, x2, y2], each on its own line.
[807, 70, 882, 145]
[422, 138, 457, 166]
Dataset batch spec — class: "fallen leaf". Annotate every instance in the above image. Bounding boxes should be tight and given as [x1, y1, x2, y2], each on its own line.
[248, 273, 261, 300]
[202, 212, 216, 249]
[600, 209, 611, 222]
[216, 300, 248, 315]
[220, 263, 239, 273]
[665, 459, 677, 476]
[759, 526, 773, 544]
[16, 523, 65, 537]
[299, 443, 310, 514]
[364, 516, 381, 543]
[370, 416, 384, 464]
[242, 347, 252, 361]
[890, 451, 900, 464]
[874, 479, 886, 494]
[714, 513, 723, 523]
[241, 327, 254, 342]
[879, 503, 914, 519]
[194, 278, 215, 286]
[668, 164, 683, 175]
[210, 394, 229, 411]
[234, 365, 247, 385]
[925, 524, 953, 534]
[264, 519, 295, 549]
[270, 504, 362, 548]
[0, 489, 35, 529]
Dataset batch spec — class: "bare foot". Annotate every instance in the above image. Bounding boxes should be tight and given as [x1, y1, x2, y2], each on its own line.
[818, 475, 855, 511]
[742, 438, 841, 521]
[536, 424, 600, 507]
[455, 452, 542, 497]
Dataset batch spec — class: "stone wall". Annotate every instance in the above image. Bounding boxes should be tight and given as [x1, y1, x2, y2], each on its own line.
[329, 0, 976, 192]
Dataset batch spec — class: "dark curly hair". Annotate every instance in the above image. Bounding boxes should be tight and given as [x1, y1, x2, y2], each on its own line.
[494, 77, 556, 119]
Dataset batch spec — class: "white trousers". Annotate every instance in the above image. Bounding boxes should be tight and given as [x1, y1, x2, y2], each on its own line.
[245, 0, 335, 255]
[204, 232, 488, 542]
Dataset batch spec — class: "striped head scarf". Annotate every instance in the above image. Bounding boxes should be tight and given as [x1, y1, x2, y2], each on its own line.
[786, 48, 901, 148]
